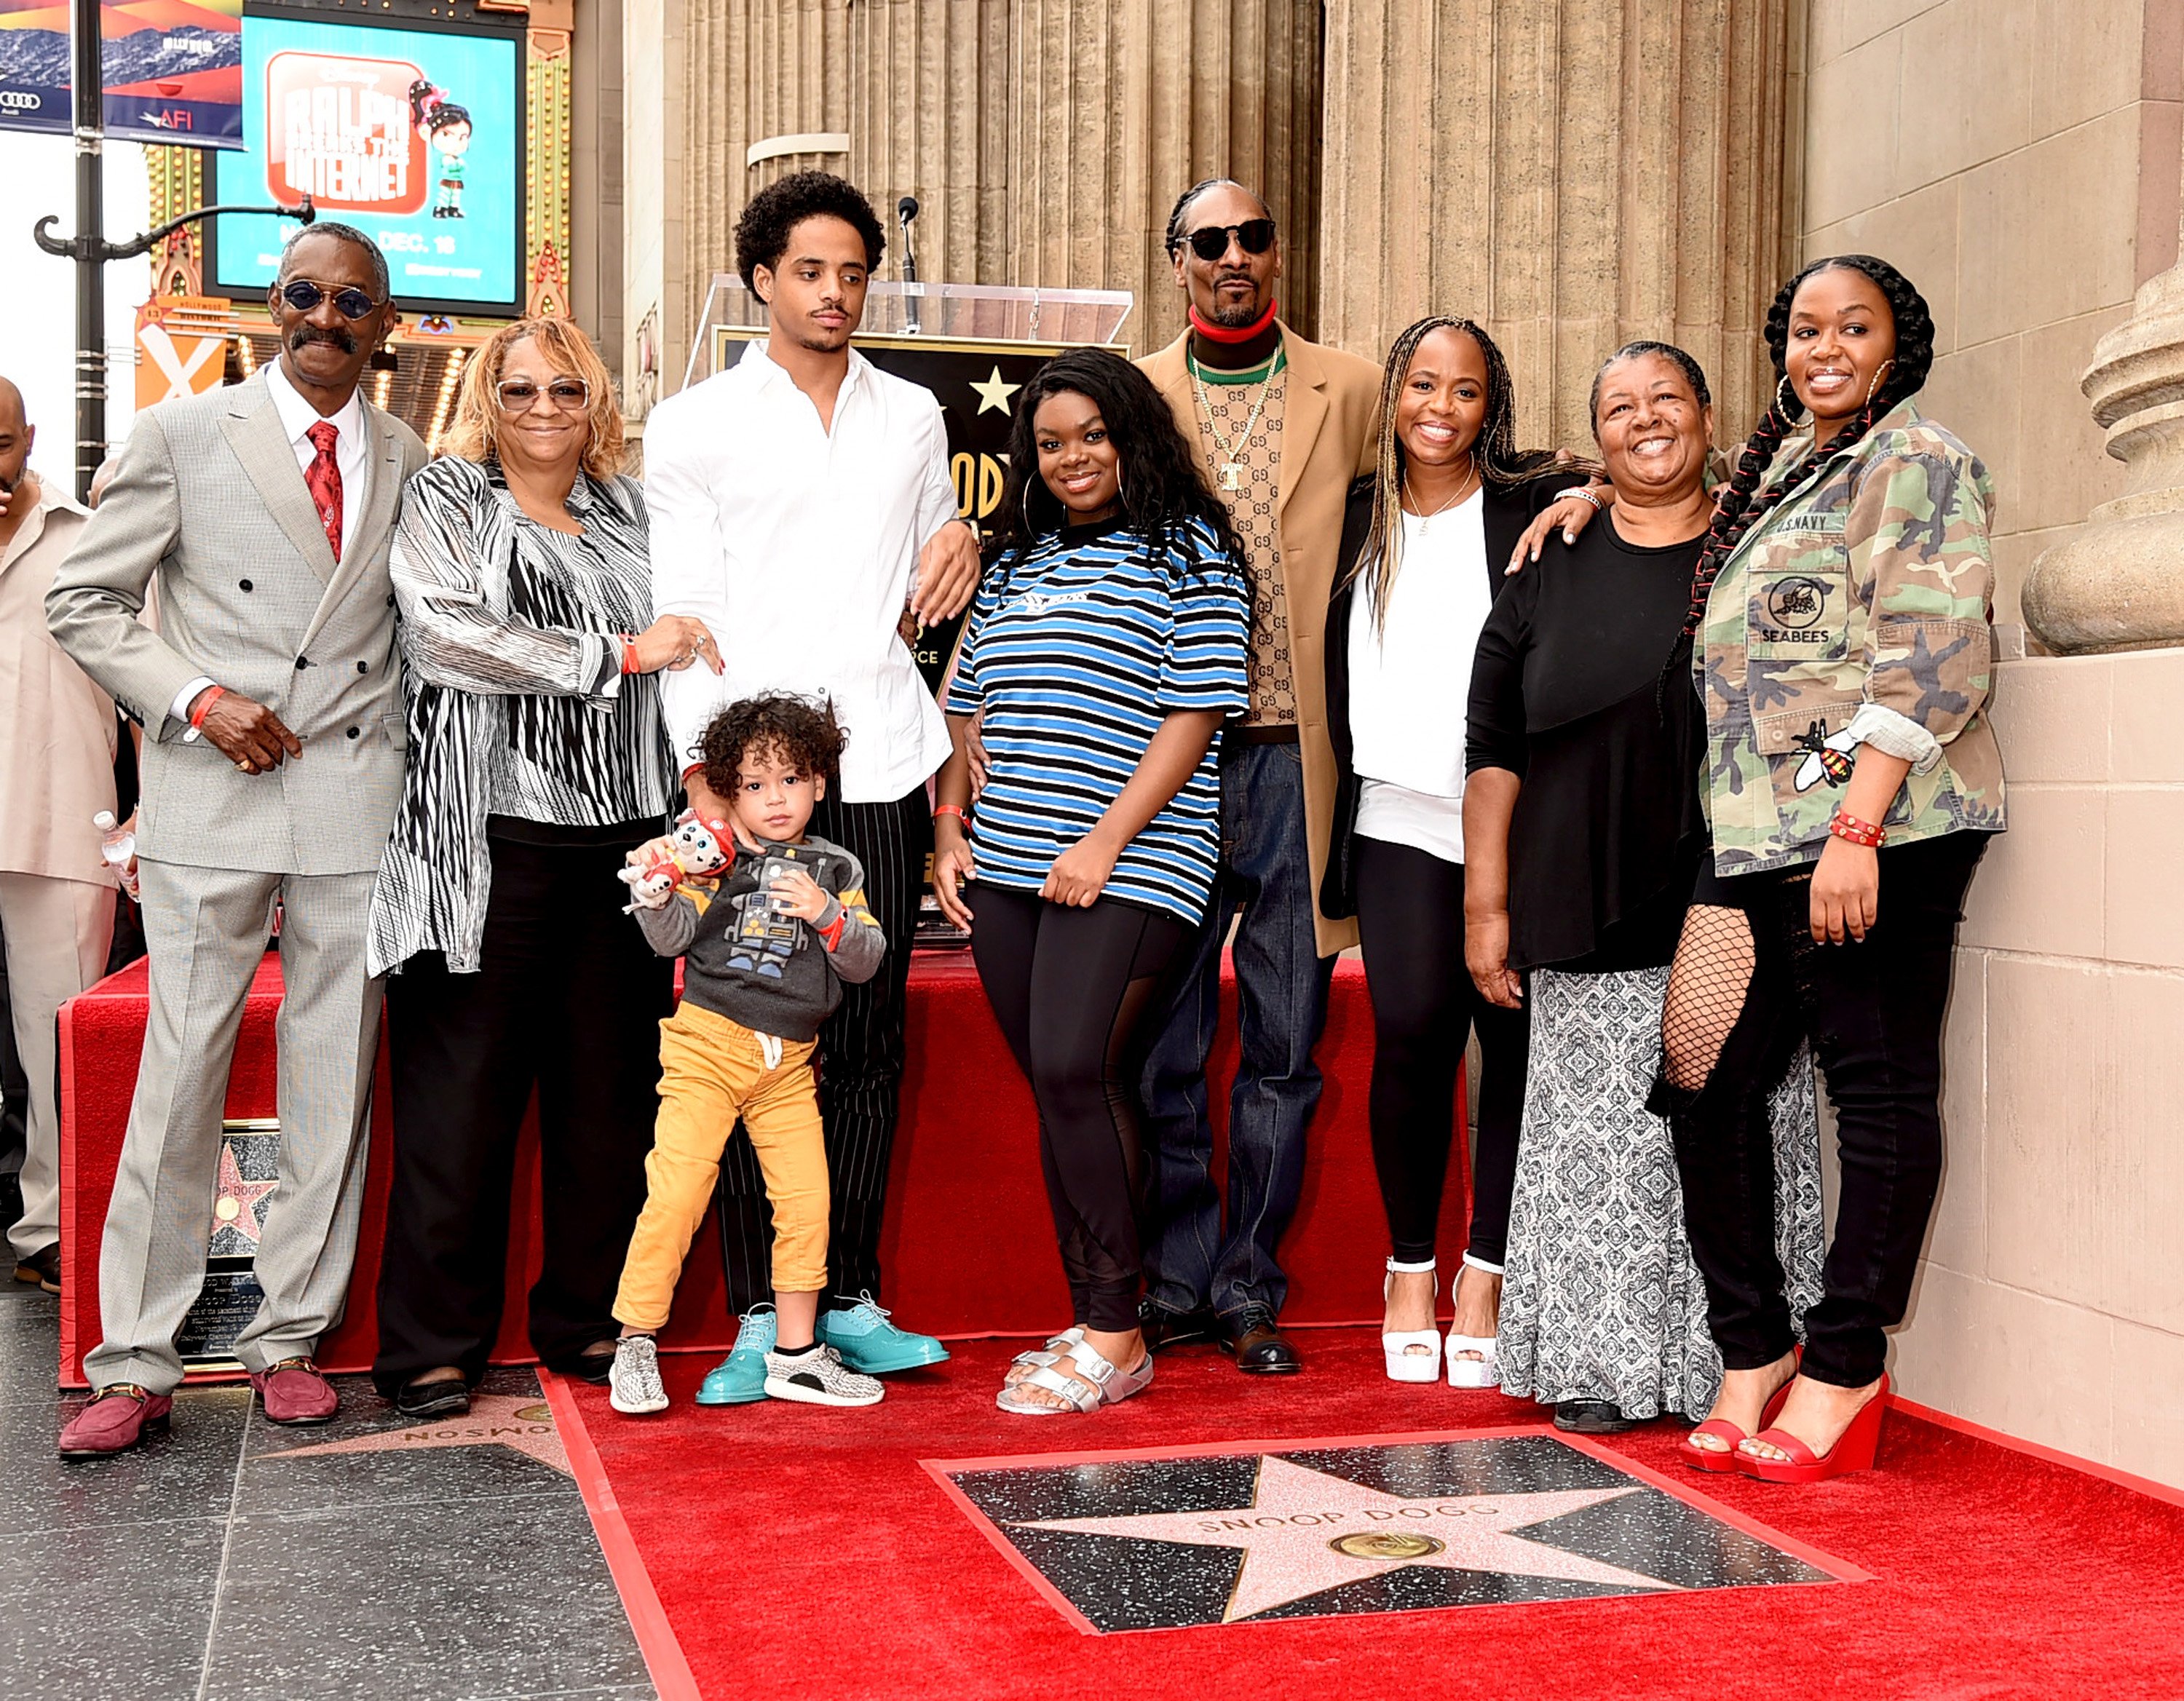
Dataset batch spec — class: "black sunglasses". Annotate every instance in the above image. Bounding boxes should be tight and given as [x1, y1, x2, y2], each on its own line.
[279, 279, 384, 321]
[1180, 218, 1277, 263]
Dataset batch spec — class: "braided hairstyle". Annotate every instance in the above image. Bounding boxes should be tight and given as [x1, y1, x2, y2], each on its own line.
[1161, 178, 1271, 258]
[1679, 254, 1936, 636]
[989, 346, 1244, 573]
[1346, 315, 1580, 630]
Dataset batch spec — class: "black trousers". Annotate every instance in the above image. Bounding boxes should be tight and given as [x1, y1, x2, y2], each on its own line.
[970, 886, 1185, 1332]
[1353, 836, 1530, 1269]
[1666, 831, 1987, 1388]
[373, 830, 673, 1395]
[715, 788, 928, 1313]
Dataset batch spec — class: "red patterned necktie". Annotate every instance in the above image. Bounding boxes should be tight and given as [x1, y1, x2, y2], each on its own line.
[305, 419, 343, 563]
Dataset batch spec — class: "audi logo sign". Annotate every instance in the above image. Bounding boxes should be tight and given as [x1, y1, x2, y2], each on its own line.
[0, 91, 46, 111]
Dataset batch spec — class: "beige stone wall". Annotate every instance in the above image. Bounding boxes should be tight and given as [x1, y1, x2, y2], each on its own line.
[1317, 0, 1797, 453]
[1801, 0, 2184, 1487]
[1801, 0, 2180, 627]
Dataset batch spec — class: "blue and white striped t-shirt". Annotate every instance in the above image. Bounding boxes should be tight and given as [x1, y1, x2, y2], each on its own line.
[944, 515, 1250, 925]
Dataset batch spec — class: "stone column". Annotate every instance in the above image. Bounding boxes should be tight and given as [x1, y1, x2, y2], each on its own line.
[1318, 0, 1794, 449]
[2022, 210, 2184, 653]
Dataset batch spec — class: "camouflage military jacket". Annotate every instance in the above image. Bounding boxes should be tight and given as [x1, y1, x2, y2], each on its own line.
[1696, 399, 2006, 875]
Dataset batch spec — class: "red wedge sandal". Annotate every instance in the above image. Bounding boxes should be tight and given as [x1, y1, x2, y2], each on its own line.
[1738, 1373, 1890, 1484]
[1677, 1366, 1797, 1474]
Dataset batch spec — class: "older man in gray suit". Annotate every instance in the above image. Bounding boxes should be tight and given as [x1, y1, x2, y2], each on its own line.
[47, 223, 427, 1457]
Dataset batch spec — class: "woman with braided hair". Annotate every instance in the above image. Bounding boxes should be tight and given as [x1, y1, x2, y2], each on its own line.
[1658, 255, 2005, 1483]
[1319, 315, 1610, 1387]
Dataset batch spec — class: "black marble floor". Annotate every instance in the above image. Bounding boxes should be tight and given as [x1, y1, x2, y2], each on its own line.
[0, 1282, 655, 1700]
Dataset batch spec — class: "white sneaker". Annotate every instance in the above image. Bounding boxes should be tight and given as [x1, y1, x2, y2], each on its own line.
[764, 1344, 885, 1407]
[609, 1335, 670, 1415]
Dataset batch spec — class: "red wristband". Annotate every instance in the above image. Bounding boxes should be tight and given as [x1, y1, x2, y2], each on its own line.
[1828, 808, 1886, 848]
[620, 634, 638, 675]
[189, 685, 226, 730]
[933, 803, 968, 825]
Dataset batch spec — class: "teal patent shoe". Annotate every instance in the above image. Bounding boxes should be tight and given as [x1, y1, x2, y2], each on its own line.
[816, 1292, 950, 1374]
[695, 1305, 775, 1405]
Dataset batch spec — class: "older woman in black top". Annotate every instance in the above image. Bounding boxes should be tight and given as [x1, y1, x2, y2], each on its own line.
[365, 318, 718, 1416]
[1463, 342, 1821, 1434]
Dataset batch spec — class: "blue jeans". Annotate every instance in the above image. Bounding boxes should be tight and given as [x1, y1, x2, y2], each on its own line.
[1137, 738, 1334, 1320]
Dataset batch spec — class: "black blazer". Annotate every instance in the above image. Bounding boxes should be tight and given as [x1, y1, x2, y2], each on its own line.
[1319, 472, 1570, 919]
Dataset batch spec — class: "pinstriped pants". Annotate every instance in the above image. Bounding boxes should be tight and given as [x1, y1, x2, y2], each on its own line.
[714, 788, 927, 1314]
[84, 859, 380, 1395]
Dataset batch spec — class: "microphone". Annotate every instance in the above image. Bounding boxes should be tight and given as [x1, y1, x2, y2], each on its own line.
[898, 194, 922, 330]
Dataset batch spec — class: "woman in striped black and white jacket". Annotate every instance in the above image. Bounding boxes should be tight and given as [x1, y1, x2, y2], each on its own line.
[931, 347, 1250, 1417]
[365, 317, 717, 1419]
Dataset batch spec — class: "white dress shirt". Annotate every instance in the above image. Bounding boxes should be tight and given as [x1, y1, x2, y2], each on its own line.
[644, 343, 962, 802]
[1349, 499, 1492, 864]
[171, 360, 370, 726]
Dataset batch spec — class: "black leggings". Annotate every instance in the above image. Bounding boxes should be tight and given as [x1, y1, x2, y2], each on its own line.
[969, 886, 1185, 1331]
[1353, 836, 1529, 1269]
[1658, 832, 1988, 1388]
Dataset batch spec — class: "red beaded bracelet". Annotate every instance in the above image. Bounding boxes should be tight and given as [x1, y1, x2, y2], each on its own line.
[1828, 808, 1886, 847]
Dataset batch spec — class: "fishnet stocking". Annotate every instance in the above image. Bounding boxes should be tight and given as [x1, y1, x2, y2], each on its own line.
[1662, 905, 1757, 1094]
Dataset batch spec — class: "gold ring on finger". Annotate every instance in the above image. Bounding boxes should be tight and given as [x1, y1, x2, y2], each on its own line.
[236, 760, 253, 772]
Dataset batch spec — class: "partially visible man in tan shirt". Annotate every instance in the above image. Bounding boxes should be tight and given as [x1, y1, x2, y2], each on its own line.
[0, 376, 120, 1293]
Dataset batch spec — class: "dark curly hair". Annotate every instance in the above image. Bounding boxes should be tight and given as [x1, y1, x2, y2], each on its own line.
[989, 346, 1244, 571]
[1344, 316, 1580, 629]
[733, 171, 886, 296]
[1679, 254, 1936, 636]
[698, 694, 847, 798]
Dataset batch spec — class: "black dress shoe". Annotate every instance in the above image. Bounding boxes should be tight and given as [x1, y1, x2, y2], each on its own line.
[1139, 1300, 1220, 1352]
[13, 1242, 60, 1294]
[1219, 1304, 1301, 1374]
[395, 1374, 472, 1419]
[1553, 1400, 1637, 1435]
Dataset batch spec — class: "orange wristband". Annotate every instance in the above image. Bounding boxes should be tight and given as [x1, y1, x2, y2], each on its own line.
[189, 685, 226, 729]
[933, 803, 968, 825]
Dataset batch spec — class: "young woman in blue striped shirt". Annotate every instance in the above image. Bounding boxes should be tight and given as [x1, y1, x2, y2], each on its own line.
[932, 349, 1251, 1416]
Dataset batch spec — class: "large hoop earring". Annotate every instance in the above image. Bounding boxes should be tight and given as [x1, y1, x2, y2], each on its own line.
[1021, 479, 1039, 537]
[1775, 373, 1800, 420]
[1863, 359, 1897, 410]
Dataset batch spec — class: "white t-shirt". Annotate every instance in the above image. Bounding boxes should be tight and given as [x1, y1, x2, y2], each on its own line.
[1348, 498, 1492, 865]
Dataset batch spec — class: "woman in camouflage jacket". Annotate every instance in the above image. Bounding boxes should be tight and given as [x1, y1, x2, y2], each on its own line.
[1655, 255, 2004, 1485]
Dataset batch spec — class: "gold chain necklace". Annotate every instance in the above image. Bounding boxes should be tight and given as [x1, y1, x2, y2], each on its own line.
[1403, 461, 1480, 532]
[1189, 350, 1278, 493]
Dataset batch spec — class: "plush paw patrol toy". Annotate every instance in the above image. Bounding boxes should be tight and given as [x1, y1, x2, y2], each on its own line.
[618, 815, 732, 911]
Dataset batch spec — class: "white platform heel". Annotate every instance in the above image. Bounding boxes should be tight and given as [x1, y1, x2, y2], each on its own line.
[1444, 1253, 1502, 1388]
[1382, 1258, 1441, 1383]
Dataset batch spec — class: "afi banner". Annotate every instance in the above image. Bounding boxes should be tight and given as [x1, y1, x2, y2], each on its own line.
[0, 0, 244, 146]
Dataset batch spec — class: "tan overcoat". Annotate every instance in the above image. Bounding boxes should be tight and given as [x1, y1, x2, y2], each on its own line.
[1139, 323, 1382, 955]
[0, 475, 115, 885]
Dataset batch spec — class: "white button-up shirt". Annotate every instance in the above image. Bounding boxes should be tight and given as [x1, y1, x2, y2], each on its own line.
[644, 343, 961, 803]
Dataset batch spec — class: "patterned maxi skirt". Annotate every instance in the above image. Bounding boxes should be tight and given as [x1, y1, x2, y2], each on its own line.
[1497, 965, 1823, 1420]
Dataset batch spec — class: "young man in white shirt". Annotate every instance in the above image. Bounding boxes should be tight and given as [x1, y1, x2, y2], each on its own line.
[645, 172, 981, 1399]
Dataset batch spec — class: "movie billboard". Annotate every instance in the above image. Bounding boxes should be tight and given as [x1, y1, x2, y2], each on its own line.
[205, 9, 522, 313]
[0, 0, 243, 146]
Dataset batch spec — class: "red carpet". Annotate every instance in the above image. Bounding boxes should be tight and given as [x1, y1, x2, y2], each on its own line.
[57, 953, 1420, 1384]
[554, 1333, 2184, 1700]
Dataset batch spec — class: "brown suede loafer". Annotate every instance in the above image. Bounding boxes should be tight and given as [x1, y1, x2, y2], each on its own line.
[250, 1357, 339, 1426]
[58, 1384, 174, 1459]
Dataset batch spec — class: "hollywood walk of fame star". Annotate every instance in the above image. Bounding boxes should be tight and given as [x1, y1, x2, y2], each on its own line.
[263, 1395, 571, 1478]
[1010, 1454, 1678, 1622]
[212, 1141, 278, 1246]
[969, 365, 1021, 415]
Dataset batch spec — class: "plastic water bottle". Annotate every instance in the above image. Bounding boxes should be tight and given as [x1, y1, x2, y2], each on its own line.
[93, 810, 141, 902]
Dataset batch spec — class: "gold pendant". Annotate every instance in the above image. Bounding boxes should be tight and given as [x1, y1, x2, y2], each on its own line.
[1219, 463, 1241, 492]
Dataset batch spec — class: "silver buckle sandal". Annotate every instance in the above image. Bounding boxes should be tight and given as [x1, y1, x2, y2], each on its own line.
[996, 1333, 1153, 1416]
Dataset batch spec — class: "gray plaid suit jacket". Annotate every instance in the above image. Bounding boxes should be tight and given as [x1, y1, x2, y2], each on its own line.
[46, 371, 427, 875]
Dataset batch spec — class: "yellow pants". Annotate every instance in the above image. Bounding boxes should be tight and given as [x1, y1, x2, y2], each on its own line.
[612, 1002, 826, 1333]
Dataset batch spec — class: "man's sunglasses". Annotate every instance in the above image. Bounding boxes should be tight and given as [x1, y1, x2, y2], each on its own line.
[279, 279, 384, 320]
[1179, 218, 1277, 262]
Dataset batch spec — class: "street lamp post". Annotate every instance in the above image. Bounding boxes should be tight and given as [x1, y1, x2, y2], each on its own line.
[31, 0, 314, 502]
